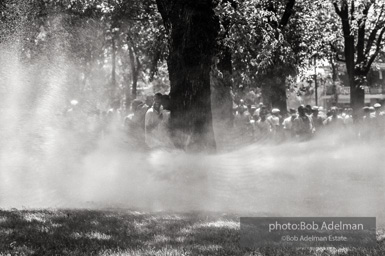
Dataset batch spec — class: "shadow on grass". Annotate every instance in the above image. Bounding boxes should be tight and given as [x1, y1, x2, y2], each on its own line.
[0, 209, 241, 255]
[0, 209, 385, 256]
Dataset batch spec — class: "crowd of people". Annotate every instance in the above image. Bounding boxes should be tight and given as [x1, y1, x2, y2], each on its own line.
[232, 99, 385, 143]
[65, 91, 385, 151]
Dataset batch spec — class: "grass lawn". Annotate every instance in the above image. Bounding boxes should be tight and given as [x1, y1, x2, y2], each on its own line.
[0, 209, 384, 256]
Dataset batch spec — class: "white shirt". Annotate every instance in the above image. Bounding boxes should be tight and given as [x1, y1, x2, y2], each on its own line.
[283, 116, 294, 130]
[145, 107, 162, 148]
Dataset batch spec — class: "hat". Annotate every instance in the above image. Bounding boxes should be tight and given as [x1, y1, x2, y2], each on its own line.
[369, 106, 375, 111]
[131, 99, 143, 109]
[289, 108, 296, 114]
[272, 108, 280, 114]
[312, 106, 319, 111]
[250, 105, 257, 110]
[374, 103, 381, 108]
[331, 106, 337, 111]
[363, 106, 369, 111]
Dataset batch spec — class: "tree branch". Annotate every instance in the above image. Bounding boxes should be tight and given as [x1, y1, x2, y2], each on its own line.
[366, 27, 385, 73]
[279, 0, 295, 29]
[365, 27, 380, 56]
[365, 4, 385, 56]
[155, 0, 173, 33]
[333, 2, 341, 17]
[356, 2, 372, 62]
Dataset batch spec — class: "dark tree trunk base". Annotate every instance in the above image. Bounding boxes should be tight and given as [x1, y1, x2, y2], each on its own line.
[351, 85, 365, 121]
[157, 0, 219, 152]
[261, 74, 288, 115]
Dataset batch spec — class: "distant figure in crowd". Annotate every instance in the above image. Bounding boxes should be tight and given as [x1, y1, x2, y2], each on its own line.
[157, 95, 174, 149]
[65, 99, 85, 131]
[311, 106, 324, 133]
[105, 99, 122, 133]
[282, 108, 297, 139]
[255, 110, 271, 139]
[343, 108, 353, 125]
[145, 93, 163, 148]
[323, 106, 343, 127]
[247, 105, 258, 138]
[293, 105, 312, 140]
[267, 108, 282, 137]
[305, 105, 313, 117]
[361, 106, 373, 140]
[255, 102, 264, 117]
[234, 103, 251, 143]
[125, 99, 148, 146]
[145, 95, 154, 108]
[373, 103, 385, 136]
[245, 88, 256, 105]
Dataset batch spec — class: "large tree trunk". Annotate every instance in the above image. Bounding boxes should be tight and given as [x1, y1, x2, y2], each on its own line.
[345, 28, 365, 121]
[350, 72, 365, 121]
[211, 47, 233, 127]
[329, 53, 338, 105]
[270, 77, 287, 114]
[211, 50, 233, 149]
[334, 1, 366, 121]
[156, 0, 219, 152]
[261, 70, 287, 114]
[111, 35, 116, 100]
[125, 47, 139, 111]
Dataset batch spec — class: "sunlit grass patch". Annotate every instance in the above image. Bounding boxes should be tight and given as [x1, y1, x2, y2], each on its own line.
[377, 229, 385, 241]
[99, 247, 191, 256]
[0, 209, 384, 255]
[23, 212, 46, 223]
[193, 220, 239, 229]
[71, 231, 112, 240]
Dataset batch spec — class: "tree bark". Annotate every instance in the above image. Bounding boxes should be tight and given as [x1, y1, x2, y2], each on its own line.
[156, 0, 219, 152]
[261, 68, 288, 114]
[329, 53, 338, 105]
[212, 40, 233, 127]
[341, 6, 364, 119]
[111, 34, 117, 101]
[127, 47, 139, 107]
[270, 76, 288, 114]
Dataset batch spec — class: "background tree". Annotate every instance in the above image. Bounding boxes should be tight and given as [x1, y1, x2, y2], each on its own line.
[9, 0, 167, 113]
[217, 0, 325, 113]
[332, 0, 385, 119]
